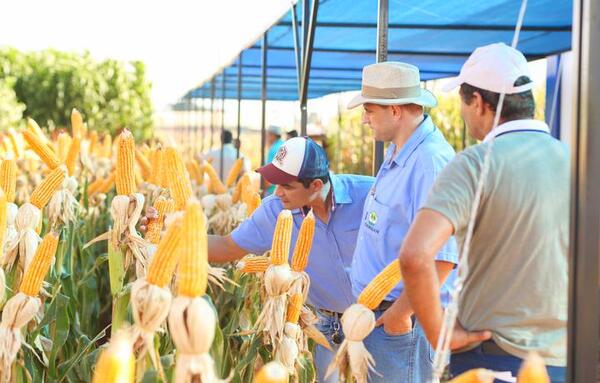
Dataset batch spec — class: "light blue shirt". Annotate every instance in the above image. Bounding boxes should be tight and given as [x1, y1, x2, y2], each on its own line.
[231, 174, 375, 313]
[350, 115, 458, 305]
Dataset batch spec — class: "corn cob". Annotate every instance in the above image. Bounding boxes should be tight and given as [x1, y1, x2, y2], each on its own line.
[92, 333, 135, 383]
[517, 353, 550, 383]
[146, 216, 183, 287]
[157, 148, 170, 188]
[447, 369, 495, 383]
[65, 136, 81, 176]
[86, 177, 105, 196]
[286, 293, 303, 324]
[232, 173, 251, 204]
[192, 159, 205, 185]
[177, 200, 208, 297]
[291, 210, 315, 272]
[57, 132, 72, 163]
[0, 190, 7, 257]
[98, 172, 116, 194]
[89, 130, 99, 156]
[7, 128, 22, 158]
[357, 259, 403, 310]
[102, 134, 112, 158]
[19, 233, 60, 296]
[70, 108, 84, 139]
[270, 210, 293, 266]
[225, 157, 244, 188]
[253, 361, 288, 383]
[115, 130, 136, 196]
[144, 196, 175, 244]
[135, 148, 152, 181]
[204, 161, 227, 194]
[164, 147, 193, 210]
[237, 254, 270, 273]
[0, 159, 17, 203]
[245, 191, 262, 217]
[147, 148, 162, 186]
[30, 166, 67, 209]
[26, 117, 50, 145]
[22, 129, 61, 170]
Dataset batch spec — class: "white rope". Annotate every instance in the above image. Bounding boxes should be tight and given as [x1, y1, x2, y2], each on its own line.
[431, 1, 529, 381]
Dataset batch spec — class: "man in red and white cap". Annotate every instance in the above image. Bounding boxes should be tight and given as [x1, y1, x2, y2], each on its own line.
[399, 43, 568, 381]
[208, 136, 375, 383]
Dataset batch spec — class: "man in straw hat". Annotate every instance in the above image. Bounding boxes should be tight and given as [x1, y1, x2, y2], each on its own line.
[399, 43, 568, 381]
[348, 62, 458, 382]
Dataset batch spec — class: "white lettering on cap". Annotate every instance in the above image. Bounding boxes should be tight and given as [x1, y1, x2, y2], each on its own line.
[271, 137, 307, 177]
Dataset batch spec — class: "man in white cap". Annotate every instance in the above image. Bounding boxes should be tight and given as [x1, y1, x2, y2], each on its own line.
[347, 62, 458, 382]
[399, 43, 568, 382]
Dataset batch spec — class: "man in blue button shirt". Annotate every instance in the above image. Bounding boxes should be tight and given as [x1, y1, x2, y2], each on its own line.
[207, 136, 374, 382]
[347, 62, 458, 382]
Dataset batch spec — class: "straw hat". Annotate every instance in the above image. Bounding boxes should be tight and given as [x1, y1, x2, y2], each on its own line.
[348, 62, 437, 109]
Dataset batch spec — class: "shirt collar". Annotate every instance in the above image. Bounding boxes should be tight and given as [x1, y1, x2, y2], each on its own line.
[292, 174, 352, 216]
[483, 119, 550, 143]
[385, 114, 435, 168]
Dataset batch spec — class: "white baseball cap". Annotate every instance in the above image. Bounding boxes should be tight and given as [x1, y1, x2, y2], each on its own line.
[442, 43, 534, 94]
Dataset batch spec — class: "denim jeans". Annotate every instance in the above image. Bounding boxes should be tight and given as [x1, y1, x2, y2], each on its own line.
[362, 310, 434, 383]
[451, 345, 566, 383]
[314, 310, 344, 383]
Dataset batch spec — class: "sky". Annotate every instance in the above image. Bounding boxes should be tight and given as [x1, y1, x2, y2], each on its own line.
[0, 0, 292, 111]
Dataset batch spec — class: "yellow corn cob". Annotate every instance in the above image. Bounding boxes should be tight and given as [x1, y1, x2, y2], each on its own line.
[71, 108, 84, 139]
[144, 196, 175, 244]
[447, 369, 495, 383]
[19, 233, 60, 296]
[517, 353, 550, 383]
[164, 147, 193, 210]
[115, 130, 136, 196]
[89, 130, 99, 156]
[357, 259, 403, 310]
[147, 148, 163, 186]
[225, 157, 244, 188]
[177, 200, 209, 297]
[186, 160, 203, 185]
[146, 216, 183, 287]
[135, 148, 152, 181]
[86, 178, 105, 196]
[30, 166, 67, 210]
[65, 136, 81, 176]
[102, 134, 112, 158]
[238, 255, 270, 273]
[92, 333, 135, 383]
[140, 144, 151, 159]
[0, 159, 17, 203]
[26, 118, 50, 145]
[253, 361, 288, 383]
[22, 129, 61, 170]
[286, 293, 303, 324]
[134, 167, 143, 187]
[204, 161, 227, 194]
[245, 191, 261, 217]
[57, 132, 72, 163]
[232, 173, 251, 204]
[291, 210, 315, 272]
[193, 160, 205, 185]
[98, 172, 116, 194]
[7, 128, 22, 158]
[0, 191, 7, 260]
[157, 148, 170, 189]
[270, 210, 293, 266]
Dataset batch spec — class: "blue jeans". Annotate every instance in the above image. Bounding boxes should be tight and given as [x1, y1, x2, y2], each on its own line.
[362, 311, 434, 383]
[451, 345, 566, 383]
[314, 310, 343, 383]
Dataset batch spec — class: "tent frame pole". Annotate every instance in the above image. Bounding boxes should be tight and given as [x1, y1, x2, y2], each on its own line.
[373, 0, 388, 175]
[236, 53, 243, 159]
[299, 0, 319, 136]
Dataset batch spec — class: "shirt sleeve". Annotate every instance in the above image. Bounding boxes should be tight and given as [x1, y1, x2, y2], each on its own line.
[410, 161, 459, 265]
[421, 148, 482, 238]
[230, 200, 278, 254]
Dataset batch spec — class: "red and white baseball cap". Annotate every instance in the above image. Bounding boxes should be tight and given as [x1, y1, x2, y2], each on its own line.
[257, 137, 329, 184]
[442, 43, 534, 94]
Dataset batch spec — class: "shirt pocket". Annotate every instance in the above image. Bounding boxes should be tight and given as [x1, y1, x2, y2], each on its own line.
[361, 197, 390, 239]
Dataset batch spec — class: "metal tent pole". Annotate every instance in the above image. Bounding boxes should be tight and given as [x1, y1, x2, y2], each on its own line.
[299, 0, 319, 136]
[220, 70, 226, 180]
[260, 32, 268, 191]
[210, 78, 216, 150]
[373, 0, 388, 175]
[237, 54, 243, 159]
[567, 0, 600, 381]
